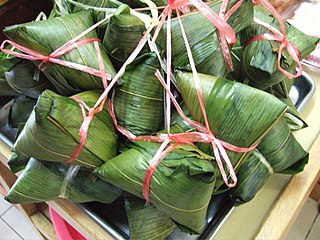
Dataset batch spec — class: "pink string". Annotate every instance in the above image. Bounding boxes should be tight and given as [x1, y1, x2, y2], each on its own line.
[149, 0, 241, 72]
[247, 0, 303, 79]
[107, 0, 253, 200]
[176, 9, 238, 187]
[107, 69, 259, 201]
[0, 39, 112, 80]
[1, 1, 257, 201]
[0, 14, 115, 80]
[67, 96, 100, 163]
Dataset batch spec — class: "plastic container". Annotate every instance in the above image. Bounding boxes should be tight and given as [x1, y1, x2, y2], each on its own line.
[49, 207, 86, 240]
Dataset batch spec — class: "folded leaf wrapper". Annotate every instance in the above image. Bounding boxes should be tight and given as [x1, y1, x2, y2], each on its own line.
[7, 153, 30, 174]
[114, 53, 163, 135]
[60, 0, 122, 14]
[156, 0, 253, 78]
[256, 118, 308, 174]
[0, 75, 19, 96]
[175, 71, 288, 188]
[9, 95, 37, 129]
[240, 6, 319, 89]
[14, 90, 118, 168]
[124, 194, 176, 240]
[230, 117, 308, 203]
[230, 149, 273, 204]
[96, 141, 216, 233]
[4, 11, 116, 95]
[5, 158, 122, 204]
[5, 60, 54, 98]
[54, 0, 122, 38]
[103, 5, 149, 67]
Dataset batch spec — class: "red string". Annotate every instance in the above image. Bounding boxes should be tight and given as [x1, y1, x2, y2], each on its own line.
[107, 68, 259, 201]
[1, 2, 257, 201]
[247, 0, 302, 79]
[0, 12, 115, 80]
[66, 96, 103, 163]
[107, 0, 253, 201]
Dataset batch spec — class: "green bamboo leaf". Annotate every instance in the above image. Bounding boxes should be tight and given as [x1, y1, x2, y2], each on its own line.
[66, 0, 122, 13]
[230, 149, 273, 204]
[96, 142, 215, 233]
[255, 118, 308, 173]
[265, 80, 307, 130]
[114, 53, 163, 135]
[5, 60, 55, 98]
[231, 117, 308, 203]
[175, 71, 287, 188]
[4, 11, 116, 95]
[0, 75, 19, 96]
[56, 0, 122, 38]
[124, 194, 176, 240]
[118, 0, 166, 8]
[280, 155, 308, 175]
[13, 90, 118, 168]
[102, 5, 149, 67]
[0, 51, 19, 73]
[240, 5, 319, 89]
[5, 158, 122, 204]
[156, 0, 253, 78]
[9, 95, 37, 128]
[270, 77, 293, 98]
[7, 153, 30, 174]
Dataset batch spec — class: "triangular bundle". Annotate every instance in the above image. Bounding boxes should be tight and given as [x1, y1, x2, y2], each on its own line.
[14, 90, 118, 168]
[102, 5, 150, 67]
[156, 0, 254, 78]
[6, 158, 122, 204]
[4, 11, 116, 95]
[114, 53, 163, 135]
[176, 71, 287, 186]
[230, 117, 308, 203]
[240, 6, 319, 89]
[96, 121, 216, 233]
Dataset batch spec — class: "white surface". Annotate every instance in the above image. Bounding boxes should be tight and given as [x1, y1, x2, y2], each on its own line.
[0, 194, 41, 240]
[286, 198, 320, 240]
[0, 195, 11, 216]
[2, 206, 41, 240]
[0, 218, 22, 240]
[307, 214, 320, 240]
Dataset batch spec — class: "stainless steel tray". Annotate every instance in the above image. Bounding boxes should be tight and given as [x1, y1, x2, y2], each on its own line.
[0, 71, 316, 239]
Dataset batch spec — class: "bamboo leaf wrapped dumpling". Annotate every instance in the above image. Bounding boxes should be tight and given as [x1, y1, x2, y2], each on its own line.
[4, 60, 55, 99]
[3, 11, 116, 95]
[54, 0, 122, 38]
[230, 118, 308, 203]
[175, 71, 288, 188]
[14, 90, 118, 168]
[124, 194, 176, 240]
[156, 0, 253, 78]
[96, 140, 216, 233]
[5, 158, 122, 204]
[102, 5, 150, 67]
[240, 6, 319, 89]
[114, 53, 163, 135]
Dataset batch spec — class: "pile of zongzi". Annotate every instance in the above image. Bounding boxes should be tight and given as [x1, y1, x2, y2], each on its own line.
[0, 0, 318, 238]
